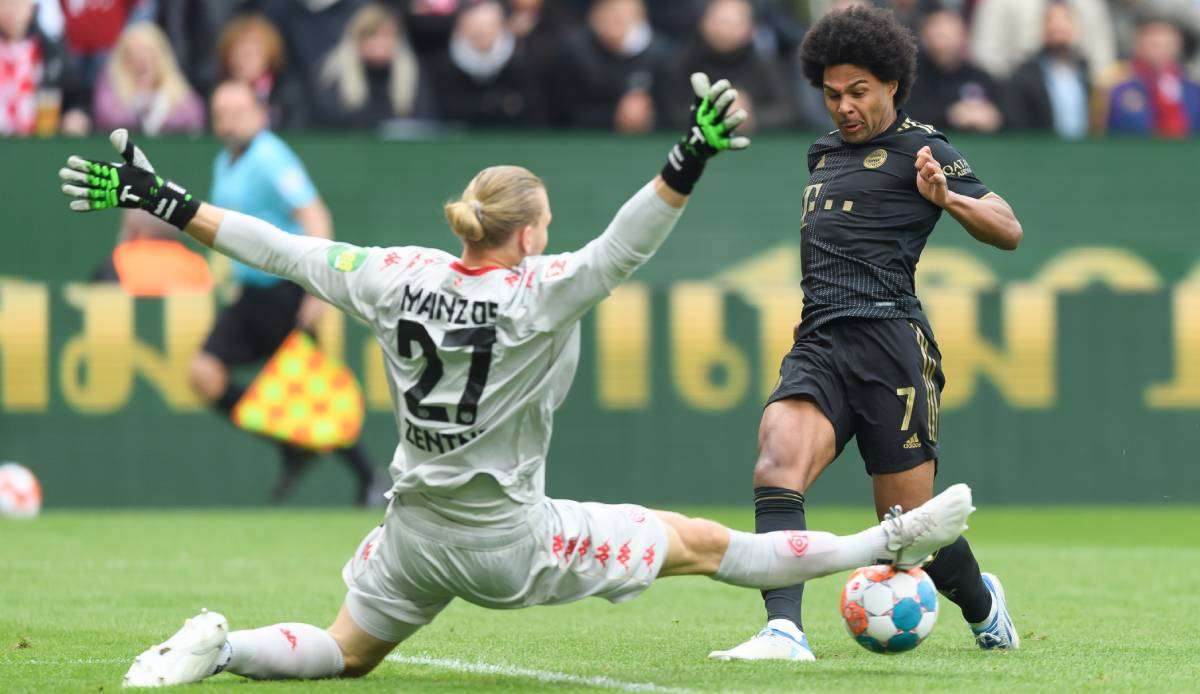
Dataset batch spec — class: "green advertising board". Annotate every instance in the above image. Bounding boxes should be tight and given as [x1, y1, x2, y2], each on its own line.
[1, 134, 1197, 506]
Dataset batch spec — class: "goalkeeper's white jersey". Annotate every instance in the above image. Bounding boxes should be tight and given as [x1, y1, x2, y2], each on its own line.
[213, 182, 682, 521]
[338, 244, 600, 511]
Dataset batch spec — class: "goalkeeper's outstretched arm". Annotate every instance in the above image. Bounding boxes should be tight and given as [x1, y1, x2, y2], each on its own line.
[59, 129, 384, 323]
[523, 73, 751, 331]
[60, 71, 751, 328]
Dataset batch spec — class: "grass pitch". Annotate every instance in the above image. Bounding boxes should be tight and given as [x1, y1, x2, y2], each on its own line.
[2, 505, 1197, 692]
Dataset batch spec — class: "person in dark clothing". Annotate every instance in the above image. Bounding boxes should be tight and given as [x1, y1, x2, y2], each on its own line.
[254, 0, 368, 99]
[547, 0, 668, 133]
[1003, 1, 1091, 138]
[658, 0, 794, 131]
[905, 8, 1002, 132]
[429, 1, 545, 127]
[312, 3, 435, 129]
[157, 0, 244, 99]
[644, 0, 705, 44]
[392, 0, 461, 56]
[710, 6, 1024, 662]
[507, 0, 581, 66]
[216, 13, 312, 130]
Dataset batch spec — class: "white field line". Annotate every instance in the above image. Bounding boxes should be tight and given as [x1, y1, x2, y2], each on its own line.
[387, 654, 690, 693]
[15, 658, 125, 665]
[12, 655, 692, 693]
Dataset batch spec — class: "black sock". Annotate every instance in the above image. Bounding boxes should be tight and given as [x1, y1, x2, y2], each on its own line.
[754, 486, 806, 630]
[337, 442, 376, 504]
[213, 383, 247, 418]
[923, 536, 993, 624]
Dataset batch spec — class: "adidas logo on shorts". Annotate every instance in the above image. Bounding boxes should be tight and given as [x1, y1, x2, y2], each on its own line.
[903, 433, 921, 449]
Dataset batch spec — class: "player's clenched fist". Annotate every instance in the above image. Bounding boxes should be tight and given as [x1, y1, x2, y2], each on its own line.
[914, 145, 949, 208]
[59, 129, 200, 229]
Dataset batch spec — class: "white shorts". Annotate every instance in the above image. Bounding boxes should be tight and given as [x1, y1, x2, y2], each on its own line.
[342, 494, 668, 642]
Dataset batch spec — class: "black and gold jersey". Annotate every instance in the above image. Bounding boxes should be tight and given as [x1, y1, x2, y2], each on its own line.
[797, 111, 990, 336]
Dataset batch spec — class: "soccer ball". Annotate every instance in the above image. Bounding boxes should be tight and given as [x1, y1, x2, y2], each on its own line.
[0, 463, 42, 519]
[841, 565, 938, 653]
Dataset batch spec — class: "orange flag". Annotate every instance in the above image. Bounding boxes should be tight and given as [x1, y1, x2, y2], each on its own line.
[233, 332, 365, 451]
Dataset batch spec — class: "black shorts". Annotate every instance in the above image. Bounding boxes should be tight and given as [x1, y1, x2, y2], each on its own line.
[767, 318, 944, 476]
[201, 281, 305, 366]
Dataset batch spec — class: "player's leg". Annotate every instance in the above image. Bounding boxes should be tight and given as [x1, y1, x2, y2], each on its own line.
[872, 463, 1016, 648]
[654, 481, 972, 587]
[220, 603, 410, 679]
[853, 320, 1018, 649]
[712, 334, 851, 661]
[125, 516, 446, 686]
[122, 603, 414, 686]
[753, 398, 840, 630]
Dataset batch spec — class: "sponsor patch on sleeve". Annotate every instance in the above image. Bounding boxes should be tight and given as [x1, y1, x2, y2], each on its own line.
[941, 158, 973, 177]
[327, 244, 368, 272]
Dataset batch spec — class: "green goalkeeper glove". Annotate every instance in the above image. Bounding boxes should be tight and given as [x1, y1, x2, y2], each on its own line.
[660, 72, 751, 195]
[59, 129, 200, 229]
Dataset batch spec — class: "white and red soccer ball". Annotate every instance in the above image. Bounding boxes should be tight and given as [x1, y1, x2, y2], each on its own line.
[842, 564, 938, 653]
[0, 463, 42, 519]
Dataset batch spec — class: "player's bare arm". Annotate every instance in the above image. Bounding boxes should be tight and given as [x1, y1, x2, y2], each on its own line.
[182, 202, 224, 247]
[915, 145, 1023, 250]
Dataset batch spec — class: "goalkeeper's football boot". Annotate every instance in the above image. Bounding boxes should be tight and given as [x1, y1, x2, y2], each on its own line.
[880, 483, 974, 569]
[972, 573, 1020, 649]
[708, 619, 816, 661]
[123, 609, 228, 687]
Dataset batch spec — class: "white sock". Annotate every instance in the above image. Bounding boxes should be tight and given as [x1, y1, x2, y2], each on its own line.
[218, 623, 345, 680]
[767, 618, 804, 639]
[714, 527, 888, 590]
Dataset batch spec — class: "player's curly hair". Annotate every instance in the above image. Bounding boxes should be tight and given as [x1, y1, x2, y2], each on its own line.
[799, 6, 918, 107]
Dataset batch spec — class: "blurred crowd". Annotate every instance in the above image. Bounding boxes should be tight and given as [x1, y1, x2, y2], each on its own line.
[2, 0, 1199, 140]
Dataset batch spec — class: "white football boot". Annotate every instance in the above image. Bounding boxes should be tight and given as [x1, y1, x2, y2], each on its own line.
[708, 619, 816, 661]
[123, 610, 228, 688]
[880, 483, 974, 568]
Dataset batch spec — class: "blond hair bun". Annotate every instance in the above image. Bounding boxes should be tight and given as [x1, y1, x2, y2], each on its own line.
[443, 199, 486, 243]
[444, 166, 545, 249]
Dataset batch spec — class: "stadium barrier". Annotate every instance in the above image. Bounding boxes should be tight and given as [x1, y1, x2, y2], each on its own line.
[1, 134, 1196, 506]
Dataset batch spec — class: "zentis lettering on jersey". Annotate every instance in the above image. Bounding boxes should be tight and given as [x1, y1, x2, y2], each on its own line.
[400, 285, 498, 325]
[404, 417, 486, 454]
